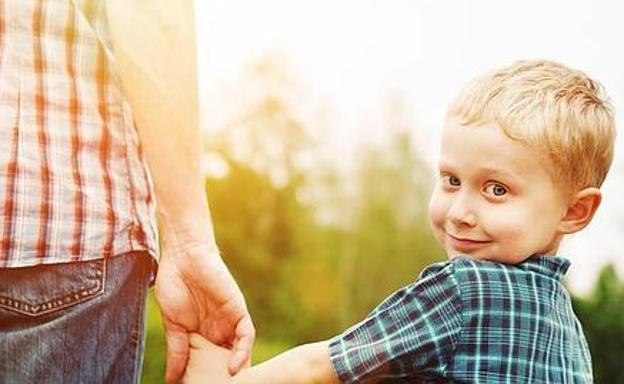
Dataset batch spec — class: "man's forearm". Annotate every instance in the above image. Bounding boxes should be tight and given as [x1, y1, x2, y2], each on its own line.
[233, 341, 339, 384]
[106, 0, 216, 249]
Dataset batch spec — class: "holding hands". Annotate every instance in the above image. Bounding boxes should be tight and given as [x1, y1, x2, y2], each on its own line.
[182, 333, 235, 384]
[155, 239, 255, 383]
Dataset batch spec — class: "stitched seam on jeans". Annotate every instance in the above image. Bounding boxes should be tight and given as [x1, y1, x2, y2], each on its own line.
[130, 258, 145, 345]
[130, 254, 150, 383]
[0, 259, 106, 317]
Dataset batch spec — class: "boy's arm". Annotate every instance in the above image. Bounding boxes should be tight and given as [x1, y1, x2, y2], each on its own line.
[184, 334, 340, 384]
[183, 335, 233, 384]
[233, 341, 339, 384]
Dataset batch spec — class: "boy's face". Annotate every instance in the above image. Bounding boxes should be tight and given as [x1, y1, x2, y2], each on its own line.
[428, 117, 568, 264]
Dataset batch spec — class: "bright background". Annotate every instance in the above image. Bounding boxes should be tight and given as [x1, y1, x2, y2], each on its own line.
[196, 0, 624, 295]
[142, 1, 624, 382]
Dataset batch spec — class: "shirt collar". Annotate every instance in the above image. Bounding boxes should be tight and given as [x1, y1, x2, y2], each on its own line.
[515, 254, 571, 281]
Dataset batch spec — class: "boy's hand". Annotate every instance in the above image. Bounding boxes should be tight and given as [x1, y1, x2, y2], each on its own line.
[182, 333, 234, 384]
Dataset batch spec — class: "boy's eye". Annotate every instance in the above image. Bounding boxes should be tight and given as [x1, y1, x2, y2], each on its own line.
[442, 175, 461, 187]
[483, 183, 508, 197]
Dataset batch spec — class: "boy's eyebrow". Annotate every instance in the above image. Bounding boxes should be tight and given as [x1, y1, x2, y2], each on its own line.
[438, 162, 523, 182]
[477, 166, 523, 183]
[437, 160, 456, 171]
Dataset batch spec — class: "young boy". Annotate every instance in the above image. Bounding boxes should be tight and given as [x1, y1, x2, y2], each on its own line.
[183, 60, 615, 383]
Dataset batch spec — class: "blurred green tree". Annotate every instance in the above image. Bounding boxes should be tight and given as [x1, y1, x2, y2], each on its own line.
[342, 130, 445, 323]
[572, 264, 624, 383]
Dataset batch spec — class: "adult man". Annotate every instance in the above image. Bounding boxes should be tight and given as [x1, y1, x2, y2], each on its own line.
[0, 1, 254, 383]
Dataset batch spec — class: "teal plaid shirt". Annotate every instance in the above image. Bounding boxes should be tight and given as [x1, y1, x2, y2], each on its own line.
[329, 256, 592, 383]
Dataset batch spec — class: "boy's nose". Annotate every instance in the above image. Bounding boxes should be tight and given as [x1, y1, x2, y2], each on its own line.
[447, 196, 477, 228]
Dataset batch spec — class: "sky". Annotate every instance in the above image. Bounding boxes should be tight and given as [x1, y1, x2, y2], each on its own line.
[193, 0, 624, 295]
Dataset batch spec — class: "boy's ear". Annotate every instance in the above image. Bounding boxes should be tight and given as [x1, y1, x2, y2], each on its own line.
[559, 187, 602, 234]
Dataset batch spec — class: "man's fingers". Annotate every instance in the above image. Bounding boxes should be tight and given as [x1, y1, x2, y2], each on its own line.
[228, 316, 255, 374]
[228, 349, 248, 375]
[164, 326, 190, 384]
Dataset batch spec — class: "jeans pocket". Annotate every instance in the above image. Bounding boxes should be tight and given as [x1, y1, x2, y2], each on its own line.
[0, 258, 105, 317]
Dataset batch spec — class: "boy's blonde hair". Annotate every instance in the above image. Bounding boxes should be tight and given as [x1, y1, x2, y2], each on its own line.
[448, 59, 615, 193]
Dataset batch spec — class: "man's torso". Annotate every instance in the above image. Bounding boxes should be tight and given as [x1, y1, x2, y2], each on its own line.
[0, 0, 158, 267]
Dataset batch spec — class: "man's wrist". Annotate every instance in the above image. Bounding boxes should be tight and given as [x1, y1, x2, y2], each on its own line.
[158, 213, 219, 255]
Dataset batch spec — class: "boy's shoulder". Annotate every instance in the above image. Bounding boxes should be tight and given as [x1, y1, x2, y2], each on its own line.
[421, 255, 571, 295]
[419, 256, 513, 284]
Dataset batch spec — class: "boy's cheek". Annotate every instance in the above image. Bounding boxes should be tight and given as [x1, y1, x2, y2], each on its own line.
[480, 206, 525, 236]
[428, 193, 447, 229]
[427, 194, 448, 247]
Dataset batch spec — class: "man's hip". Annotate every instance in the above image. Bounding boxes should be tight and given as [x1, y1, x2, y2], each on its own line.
[0, 251, 152, 384]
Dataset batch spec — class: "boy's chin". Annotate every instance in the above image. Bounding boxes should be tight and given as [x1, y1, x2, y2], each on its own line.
[445, 248, 493, 261]
[446, 252, 474, 260]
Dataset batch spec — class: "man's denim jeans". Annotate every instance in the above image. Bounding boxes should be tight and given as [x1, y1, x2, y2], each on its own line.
[0, 251, 152, 383]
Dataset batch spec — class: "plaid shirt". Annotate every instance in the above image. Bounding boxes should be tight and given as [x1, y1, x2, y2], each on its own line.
[330, 256, 593, 383]
[0, 0, 158, 268]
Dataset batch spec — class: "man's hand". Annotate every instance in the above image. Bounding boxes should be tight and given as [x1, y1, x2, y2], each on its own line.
[155, 241, 255, 383]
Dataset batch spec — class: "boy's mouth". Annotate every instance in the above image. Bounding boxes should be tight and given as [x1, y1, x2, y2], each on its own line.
[446, 233, 492, 252]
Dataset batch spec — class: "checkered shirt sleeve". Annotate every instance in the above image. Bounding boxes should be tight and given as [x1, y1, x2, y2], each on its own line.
[329, 262, 462, 383]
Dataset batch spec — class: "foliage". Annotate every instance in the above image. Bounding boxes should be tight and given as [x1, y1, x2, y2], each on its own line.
[572, 265, 624, 384]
